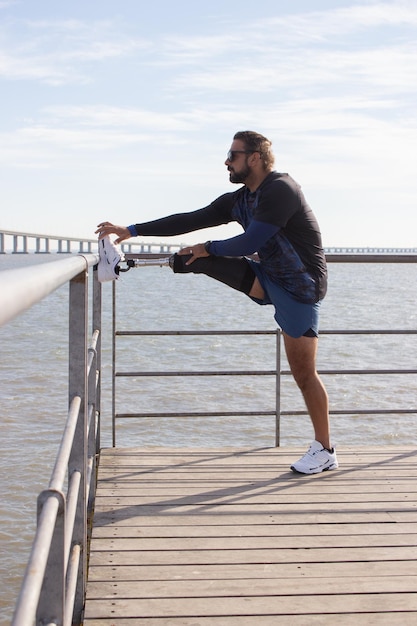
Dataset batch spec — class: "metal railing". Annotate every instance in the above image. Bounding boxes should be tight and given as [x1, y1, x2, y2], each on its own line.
[111, 253, 417, 446]
[1, 254, 102, 626]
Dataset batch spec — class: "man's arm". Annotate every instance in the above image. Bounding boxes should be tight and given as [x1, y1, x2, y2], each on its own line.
[208, 220, 279, 256]
[96, 193, 235, 243]
[131, 203, 231, 238]
[178, 220, 279, 265]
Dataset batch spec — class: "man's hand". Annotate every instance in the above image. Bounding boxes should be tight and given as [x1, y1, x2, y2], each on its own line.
[178, 243, 210, 265]
[95, 222, 131, 244]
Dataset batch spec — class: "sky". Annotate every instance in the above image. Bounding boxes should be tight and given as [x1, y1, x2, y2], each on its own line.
[0, 0, 416, 248]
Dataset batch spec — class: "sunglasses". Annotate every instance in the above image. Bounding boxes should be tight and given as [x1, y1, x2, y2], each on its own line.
[226, 150, 254, 162]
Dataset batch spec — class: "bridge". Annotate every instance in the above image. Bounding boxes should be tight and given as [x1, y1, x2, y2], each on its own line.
[1, 228, 416, 255]
[0, 229, 182, 255]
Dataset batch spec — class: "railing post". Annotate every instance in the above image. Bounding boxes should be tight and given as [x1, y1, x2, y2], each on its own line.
[87, 268, 102, 515]
[112, 280, 117, 447]
[92, 267, 102, 456]
[68, 264, 88, 624]
[275, 330, 281, 447]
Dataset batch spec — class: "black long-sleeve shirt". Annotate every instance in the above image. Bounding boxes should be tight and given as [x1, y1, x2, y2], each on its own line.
[133, 172, 327, 303]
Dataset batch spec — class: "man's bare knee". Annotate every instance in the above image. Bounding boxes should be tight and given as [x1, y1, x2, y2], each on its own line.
[249, 277, 265, 299]
[283, 334, 318, 382]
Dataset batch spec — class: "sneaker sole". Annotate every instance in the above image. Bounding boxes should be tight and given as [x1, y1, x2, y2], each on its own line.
[290, 462, 338, 475]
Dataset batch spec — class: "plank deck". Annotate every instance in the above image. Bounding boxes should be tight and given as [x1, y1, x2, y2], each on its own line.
[84, 446, 417, 625]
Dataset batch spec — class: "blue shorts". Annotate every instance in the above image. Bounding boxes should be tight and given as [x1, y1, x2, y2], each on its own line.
[248, 260, 321, 338]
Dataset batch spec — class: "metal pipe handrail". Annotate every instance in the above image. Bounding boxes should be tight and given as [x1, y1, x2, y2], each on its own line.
[117, 369, 280, 376]
[65, 471, 82, 566]
[0, 253, 98, 327]
[11, 494, 63, 625]
[116, 328, 417, 335]
[65, 545, 81, 626]
[49, 396, 82, 492]
[116, 367, 417, 377]
[117, 410, 278, 419]
[330, 408, 417, 413]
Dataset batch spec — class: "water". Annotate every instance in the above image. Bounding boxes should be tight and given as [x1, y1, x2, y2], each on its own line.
[1, 254, 417, 624]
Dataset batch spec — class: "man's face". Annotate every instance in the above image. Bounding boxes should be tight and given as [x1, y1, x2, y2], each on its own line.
[225, 140, 251, 184]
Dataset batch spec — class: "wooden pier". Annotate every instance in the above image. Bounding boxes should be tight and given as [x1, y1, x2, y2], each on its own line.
[84, 446, 417, 625]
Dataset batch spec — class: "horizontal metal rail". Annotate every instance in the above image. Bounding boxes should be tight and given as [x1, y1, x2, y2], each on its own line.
[0, 253, 98, 326]
[116, 410, 278, 418]
[116, 328, 417, 335]
[117, 368, 417, 376]
[326, 253, 417, 263]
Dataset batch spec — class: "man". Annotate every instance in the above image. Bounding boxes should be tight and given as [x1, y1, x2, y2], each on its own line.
[96, 130, 338, 474]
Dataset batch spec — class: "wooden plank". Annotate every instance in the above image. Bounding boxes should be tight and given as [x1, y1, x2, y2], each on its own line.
[88, 546, 417, 566]
[94, 490, 415, 504]
[94, 480, 417, 490]
[86, 560, 417, 581]
[92, 521, 417, 538]
[92, 503, 416, 516]
[89, 534, 417, 550]
[85, 575, 417, 598]
[84, 593, 417, 618]
[92, 511, 417, 525]
[82, 614, 417, 626]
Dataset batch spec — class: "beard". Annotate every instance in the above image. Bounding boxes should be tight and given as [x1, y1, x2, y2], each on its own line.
[228, 162, 251, 184]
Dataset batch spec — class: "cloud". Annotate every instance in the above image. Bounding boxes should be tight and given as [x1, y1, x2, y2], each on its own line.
[0, 104, 204, 172]
[1, 1, 416, 96]
[156, 2, 417, 59]
[42, 105, 196, 131]
[156, 3, 417, 102]
[0, 18, 148, 84]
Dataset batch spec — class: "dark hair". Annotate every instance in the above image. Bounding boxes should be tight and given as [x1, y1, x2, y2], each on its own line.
[233, 131, 275, 170]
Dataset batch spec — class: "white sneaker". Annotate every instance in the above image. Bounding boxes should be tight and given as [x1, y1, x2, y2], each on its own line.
[97, 236, 124, 282]
[291, 440, 338, 474]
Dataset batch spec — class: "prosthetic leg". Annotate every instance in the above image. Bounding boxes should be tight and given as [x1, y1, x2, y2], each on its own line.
[116, 252, 256, 297]
[169, 253, 256, 295]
